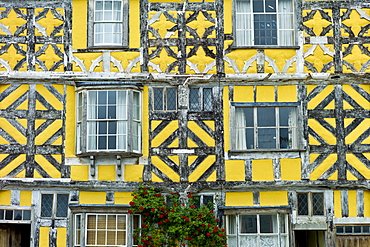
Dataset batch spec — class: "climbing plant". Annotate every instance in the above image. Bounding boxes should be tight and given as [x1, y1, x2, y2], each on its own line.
[129, 186, 228, 247]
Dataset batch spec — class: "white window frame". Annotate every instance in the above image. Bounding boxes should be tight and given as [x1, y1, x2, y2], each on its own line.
[234, 0, 295, 47]
[76, 89, 142, 155]
[226, 213, 289, 247]
[88, 0, 129, 48]
[232, 103, 299, 150]
[74, 213, 140, 247]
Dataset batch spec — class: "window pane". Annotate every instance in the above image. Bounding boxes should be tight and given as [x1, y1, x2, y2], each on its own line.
[240, 215, 257, 233]
[5, 210, 13, 220]
[98, 136, 107, 149]
[279, 107, 295, 127]
[14, 210, 22, 220]
[260, 215, 278, 233]
[108, 136, 116, 149]
[41, 194, 53, 217]
[190, 88, 200, 111]
[312, 193, 324, 216]
[265, 0, 276, 12]
[297, 193, 309, 215]
[108, 121, 117, 134]
[99, 121, 107, 134]
[279, 214, 286, 233]
[0, 210, 3, 220]
[98, 105, 106, 119]
[239, 236, 258, 246]
[260, 236, 279, 247]
[98, 91, 107, 104]
[203, 196, 214, 209]
[280, 128, 291, 149]
[203, 88, 213, 111]
[56, 194, 69, 217]
[257, 108, 275, 127]
[257, 128, 276, 148]
[153, 88, 163, 110]
[23, 210, 31, 220]
[133, 91, 141, 120]
[253, 0, 264, 12]
[228, 215, 237, 234]
[236, 108, 254, 127]
[254, 14, 277, 45]
[167, 88, 177, 111]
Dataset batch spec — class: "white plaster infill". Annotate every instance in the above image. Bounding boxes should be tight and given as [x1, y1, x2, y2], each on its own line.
[334, 217, 370, 224]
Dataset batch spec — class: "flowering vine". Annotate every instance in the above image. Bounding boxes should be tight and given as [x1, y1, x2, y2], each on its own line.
[129, 186, 227, 247]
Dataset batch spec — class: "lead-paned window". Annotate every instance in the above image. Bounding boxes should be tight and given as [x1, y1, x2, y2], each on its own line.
[153, 87, 177, 111]
[234, 106, 297, 150]
[189, 88, 213, 111]
[41, 194, 69, 218]
[76, 89, 141, 154]
[297, 192, 324, 216]
[88, 0, 129, 47]
[227, 213, 289, 247]
[235, 0, 294, 46]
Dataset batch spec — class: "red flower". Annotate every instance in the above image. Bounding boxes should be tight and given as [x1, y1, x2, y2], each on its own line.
[206, 233, 211, 236]
[182, 216, 187, 219]
[219, 234, 224, 237]
[185, 237, 192, 240]
[143, 188, 147, 190]
[160, 214, 164, 218]
[213, 229, 218, 233]
[142, 224, 148, 228]
[221, 229, 225, 232]
[164, 219, 170, 222]
[139, 206, 144, 211]
[129, 201, 135, 206]
[143, 191, 147, 195]
[187, 195, 192, 198]
[182, 244, 185, 246]
[185, 218, 189, 222]
[202, 224, 205, 227]
[158, 221, 163, 225]
[151, 208, 155, 212]
[208, 224, 212, 227]
[216, 219, 220, 222]
[128, 210, 133, 214]
[173, 203, 177, 206]
[190, 205, 195, 209]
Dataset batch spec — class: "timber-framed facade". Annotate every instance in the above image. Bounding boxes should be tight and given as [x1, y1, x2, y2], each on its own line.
[0, 0, 370, 246]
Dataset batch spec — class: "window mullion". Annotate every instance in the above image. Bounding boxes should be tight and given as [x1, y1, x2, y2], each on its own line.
[254, 107, 258, 149]
[276, 107, 279, 149]
[257, 214, 261, 247]
[127, 90, 133, 152]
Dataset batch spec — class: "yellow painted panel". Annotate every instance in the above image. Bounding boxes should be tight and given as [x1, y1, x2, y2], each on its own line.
[256, 86, 275, 102]
[206, 170, 216, 181]
[14, 169, 25, 178]
[278, 85, 297, 102]
[72, 0, 87, 49]
[264, 49, 296, 73]
[303, 9, 333, 36]
[334, 190, 341, 217]
[310, 154, 337, 180]
[20, 191, 32, 206]
[281, 159, 301, 180]
[187, 12, 216, 39]
[80, 191, 106, 204]
[225, 160, 245, 181]
[189, 155, 215, 182]
[204, 121, 215, 131]
[346, 154, 370, 179]
[260, 191, 288, 206]
[0, 118, 27, 144]
[308, 119, 336, 145]
[72, 53, 103, 72]
[39, 227, 50, 246]
[151, 121, 178, 147]
[223, 86, 230, 151]
[327, 171, 338, 180]
[307, 85, 334, 110]
[224, 49, 257, 73]
[124, 165, 143, 182]
[57, 227, 67, 247]
[70, 165, 89, 181]
[65, 85, 76, 157]
[359, 84, 370, 96]
[151, 156, 180, 182]
[150, 47, 178, 73]
[35, 155, 61, 178]
[234, 86, 254, 102]
[0, 8, 27, 35]
[364, 191, 370, 217]
[0, 84, 28, 109]
[34, 170, 43, 178]
[345, 119, 370, 144]
[0, 154, 26, 177]
[0, 190, 11, 205]
[152, 173, 163, 182]
[98, 165, 116, 181]
[110, 51, 141, 73]
[187, 46, 216, 74]
[252, 159, 274, 181]
[304, 45, 334, 73]
[130, 0, 140, 48]
[35, 44, 64, 72]
[341, 9, 370, 37]
[36, 85, 63, 110]
[343, 44, 370, 73]
[224, 0, 232, 34]
[114, 192, 133, 205]
[225, 192, 253, 206]
[142, 86, 149, 156]
[188, 121, 214, 147]
[347, 170, 358, 181]
[348, 190, 357, 217]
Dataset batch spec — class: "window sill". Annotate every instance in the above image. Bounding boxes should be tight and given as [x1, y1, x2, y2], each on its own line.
[228, 149, 305, 159]
[76, 151, 142, 158]
[229, 45, 300, 50]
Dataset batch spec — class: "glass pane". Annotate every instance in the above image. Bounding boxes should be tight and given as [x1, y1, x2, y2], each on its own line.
[153, 88, 163, 110]
[5, 210, 13, 220]
[363, 226, 370, 233]
[345, 226, 352, 233]
[240, 215, 257, 233]
[56, 194, 69, 217]
[23, 210, 31, 220]
[280, 236, 288, 247]
[108, 136, 116, 149]
[265, 0, 276, 12]
[97, 215, 107, 229]
[236, 0, 251, 13]
[41, 194, 53, 217]
[117, 215, 126, 229]
[190, 88, 200, 111]
[203, 88, 213, 111]
[96, 1, 104, 10]
[354, 226, 361, 233]
[279, 107, 296, 127]
[0, 210, 3, 220]
[280, 128, 292, 149]
[257, 108, 275, 127]
[107, 215, 116, 229]
[297, 193, 309, 215]
[239, 236, 258, 246]
[279, 214, 286, 233]
[108, 106, 116, 119]
[98, 136, 107, 149]
[260, 214, 278, 233]
[108, 91, 116, 104]
[228, 215, 237, 234]
[257, 128, 276, 148]
[312, 193, 324, 216]
[260, 236, 279, 247]
[14, 210, 22, 220]
[228, 236, 237, 247]
[133, 91, 141, 120]
[98, 106, 106, 119]
[117, 230, 126, 245]
[236, 108, 254, 127]
[86, 230, 96, 245]
[254, 14, 278, 45]
[107, 231, 116, 245]
[87, 215, 97, 229]
[167, 88, 177, 111]
[98, 91, 107, 104]
[97, 231, 106, 245]
[253, 0, 264, 12]
[108, 121, 117, 134]
[98, 121, 107, 134]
